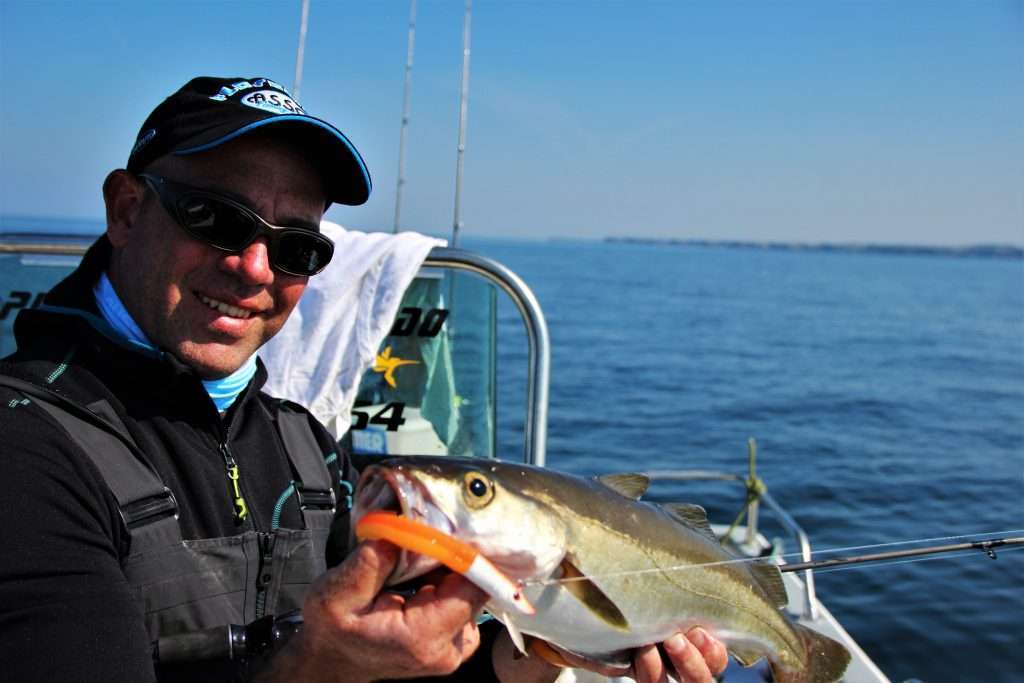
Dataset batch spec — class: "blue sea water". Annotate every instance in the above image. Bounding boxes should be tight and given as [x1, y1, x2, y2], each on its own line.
[463, 237, 1024, 683]
[2, 221, 1020, 681]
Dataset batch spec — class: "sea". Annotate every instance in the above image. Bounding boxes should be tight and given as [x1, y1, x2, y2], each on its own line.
[2, 218, 1021, 682]
[464, 236, 1023, 683]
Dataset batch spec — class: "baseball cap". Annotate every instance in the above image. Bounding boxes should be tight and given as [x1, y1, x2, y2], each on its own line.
[126, 76, 371, 206]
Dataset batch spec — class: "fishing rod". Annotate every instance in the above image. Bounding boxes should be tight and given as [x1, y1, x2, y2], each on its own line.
[526, 531, 1024, 587]
[292, 0, 311, 100]
[393, 0, 417, 234]
[778, 535, 1024, 573]
[451, 0, 472, 248]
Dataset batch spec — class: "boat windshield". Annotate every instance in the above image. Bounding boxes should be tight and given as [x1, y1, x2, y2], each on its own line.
[349, 267, 497, 459]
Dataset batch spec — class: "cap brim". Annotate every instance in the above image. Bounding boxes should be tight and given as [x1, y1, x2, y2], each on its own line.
[174, 115, 372, 206]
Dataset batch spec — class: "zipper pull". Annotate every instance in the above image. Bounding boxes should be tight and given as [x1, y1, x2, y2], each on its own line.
[228, 465, 249, 522]
[220, 443, 248, 524]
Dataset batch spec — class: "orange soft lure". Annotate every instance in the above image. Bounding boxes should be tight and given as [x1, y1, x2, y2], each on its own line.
[355, 510, 535, 616]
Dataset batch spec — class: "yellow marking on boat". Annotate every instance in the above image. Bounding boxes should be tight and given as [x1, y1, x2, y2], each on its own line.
[373, 346, 419, 388]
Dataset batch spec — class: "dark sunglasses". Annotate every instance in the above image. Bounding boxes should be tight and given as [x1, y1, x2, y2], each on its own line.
[138, 174, 334, 276]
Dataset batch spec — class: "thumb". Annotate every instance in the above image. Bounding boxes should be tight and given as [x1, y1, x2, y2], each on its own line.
[312, 540, 400, 613]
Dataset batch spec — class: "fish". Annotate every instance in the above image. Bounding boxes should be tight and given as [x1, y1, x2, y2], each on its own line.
[352, 455, 851, 683]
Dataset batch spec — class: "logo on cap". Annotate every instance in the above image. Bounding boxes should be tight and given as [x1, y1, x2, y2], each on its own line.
[130, 129, 157, 158]
[240, 90, 306, 116]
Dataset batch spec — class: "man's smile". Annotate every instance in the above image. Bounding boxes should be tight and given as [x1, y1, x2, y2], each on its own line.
[198, 293, 254, 319]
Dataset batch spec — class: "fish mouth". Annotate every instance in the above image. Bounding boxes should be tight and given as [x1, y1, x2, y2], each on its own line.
[352, 465, 456, 583]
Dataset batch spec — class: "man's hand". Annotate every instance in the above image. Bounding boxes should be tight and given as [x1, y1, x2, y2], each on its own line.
[492, 627, 729, 683]
[256, 540, 489, 682]
[630, 628, 729, 683]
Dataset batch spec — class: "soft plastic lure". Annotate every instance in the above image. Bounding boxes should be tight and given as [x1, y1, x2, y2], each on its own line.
[355, 510, 535, 616]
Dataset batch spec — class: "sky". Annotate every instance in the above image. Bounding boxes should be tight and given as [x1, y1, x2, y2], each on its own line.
[1, 0, 1021, 246]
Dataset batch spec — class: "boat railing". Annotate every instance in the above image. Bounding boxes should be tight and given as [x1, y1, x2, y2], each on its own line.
[422, 247, 550, 467]
[642, 468, 819, 619]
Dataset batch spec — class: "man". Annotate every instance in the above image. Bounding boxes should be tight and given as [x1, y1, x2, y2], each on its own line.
[0, 76, 727, 682]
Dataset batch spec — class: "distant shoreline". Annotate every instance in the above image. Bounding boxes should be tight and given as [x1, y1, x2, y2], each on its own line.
[604, 237, 1024, 260]
[2, 215, 1021, 260]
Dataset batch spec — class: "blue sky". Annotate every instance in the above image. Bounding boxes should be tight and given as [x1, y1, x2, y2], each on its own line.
[1, 1, 1021, 246]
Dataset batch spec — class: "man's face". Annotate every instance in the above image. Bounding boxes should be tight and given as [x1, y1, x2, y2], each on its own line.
[108, 136, 327, 379]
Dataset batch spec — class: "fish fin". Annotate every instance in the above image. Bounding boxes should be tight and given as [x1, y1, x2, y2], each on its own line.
[560, 558, 630, 631]
[728, 644, 767, 668]
[528, 638, 574, 668]
[749, 560, 789, 609]
[660, 502, 718, 542]
[501, 613, 528, 655]
[769, 624, 851, 683]
[555, 644, 633, 672]
[595, 473, 650, 499]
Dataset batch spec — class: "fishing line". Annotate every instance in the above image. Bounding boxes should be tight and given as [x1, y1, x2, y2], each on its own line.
[522, 529, 1024, 587]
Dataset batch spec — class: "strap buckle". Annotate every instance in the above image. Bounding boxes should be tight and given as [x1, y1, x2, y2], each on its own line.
[295, 485, 336, 513]
[121, 486, 179, 529]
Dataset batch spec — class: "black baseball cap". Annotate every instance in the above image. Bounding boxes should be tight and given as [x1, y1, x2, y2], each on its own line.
[126, 76, 371, 206]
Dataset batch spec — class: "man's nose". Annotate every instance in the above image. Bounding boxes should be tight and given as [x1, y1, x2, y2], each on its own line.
[224, 238, 274, 285]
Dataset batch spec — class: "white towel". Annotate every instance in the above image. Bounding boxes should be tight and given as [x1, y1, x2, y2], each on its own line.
[260, 220, 446, 430]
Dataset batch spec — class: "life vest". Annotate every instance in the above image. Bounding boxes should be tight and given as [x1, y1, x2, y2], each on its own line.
[0, 375, 339, 670]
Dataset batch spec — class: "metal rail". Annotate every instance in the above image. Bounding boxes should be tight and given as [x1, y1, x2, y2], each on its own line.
[642, 468, 819, 619]
[0, 242, 87, 254]
[423, 247, 550, 467]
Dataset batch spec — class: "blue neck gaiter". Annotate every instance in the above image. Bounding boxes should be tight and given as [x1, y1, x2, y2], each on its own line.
[201, 356, 258, 412]
[93, 272, 257, 411]
[93, 270, 153, 348]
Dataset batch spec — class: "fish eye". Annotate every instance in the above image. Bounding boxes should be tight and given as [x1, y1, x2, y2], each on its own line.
[463, 472, 494, 508]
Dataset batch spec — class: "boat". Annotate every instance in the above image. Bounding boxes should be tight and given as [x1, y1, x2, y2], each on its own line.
[0, 229, 893, 682]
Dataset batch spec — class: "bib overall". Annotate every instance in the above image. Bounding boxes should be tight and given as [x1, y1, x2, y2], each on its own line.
[0, 375, 338, 677]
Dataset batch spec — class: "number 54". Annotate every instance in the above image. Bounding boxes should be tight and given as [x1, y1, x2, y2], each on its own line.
[351, 401, 406, 432]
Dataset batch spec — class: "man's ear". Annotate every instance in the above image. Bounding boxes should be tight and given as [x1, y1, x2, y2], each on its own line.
[103, 170, 146, 248]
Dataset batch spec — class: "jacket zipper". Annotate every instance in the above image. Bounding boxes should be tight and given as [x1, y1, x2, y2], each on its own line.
[256, 531, 274, 619]
[219, 442, 249, 524]
[220, 440, 275, 619]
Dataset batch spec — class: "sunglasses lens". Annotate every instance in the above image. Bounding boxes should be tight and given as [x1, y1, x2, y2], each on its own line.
[178, 196, 255, 250]
[150, 176, 332, 276]
[276, 232, 334, 276]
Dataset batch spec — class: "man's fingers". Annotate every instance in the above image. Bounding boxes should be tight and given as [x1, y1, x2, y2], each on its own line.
[453, 618, 482, 657]
[686, 628, 728, 676]
[632, 642, 668, 683]
[369, 589, 407, 615]
[662, 632, 713, 683]
[297, 544, 492, 679]
[314, 540, 399, 613]
[405, 571, 489, 635]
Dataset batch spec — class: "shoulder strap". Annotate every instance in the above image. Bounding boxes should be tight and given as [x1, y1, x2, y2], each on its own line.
[0, 375, 180, 551]
[275, 402, 336, 530]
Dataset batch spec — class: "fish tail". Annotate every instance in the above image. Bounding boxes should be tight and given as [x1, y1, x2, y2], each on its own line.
[771, 624, 851, 683]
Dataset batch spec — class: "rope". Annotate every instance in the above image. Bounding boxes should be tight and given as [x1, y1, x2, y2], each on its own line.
[720, 437, 767, 544]
[271, 482, 297, 531]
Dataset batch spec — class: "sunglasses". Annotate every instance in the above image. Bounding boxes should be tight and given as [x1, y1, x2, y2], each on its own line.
[138, 174, 334, 277]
